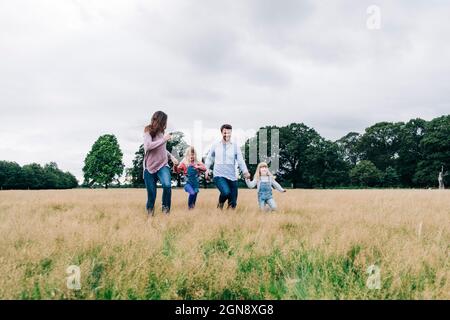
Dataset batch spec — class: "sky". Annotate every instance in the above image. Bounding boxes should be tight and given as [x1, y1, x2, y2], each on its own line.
[1, 0, 449, 182]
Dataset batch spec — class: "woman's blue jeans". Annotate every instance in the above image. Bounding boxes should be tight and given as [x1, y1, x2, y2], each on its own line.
[144, 166, 172, 211]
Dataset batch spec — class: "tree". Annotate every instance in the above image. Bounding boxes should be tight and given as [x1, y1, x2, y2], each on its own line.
[198, 156, 211, 188]
[0, 161, 23, 189]
[397, 118, 427, 187]
[62, 171, 78, 189]
[244, 125, 280, 181]
[413, 115, 450, 187]
[166, 131, 188, 187]
[166, 131, 188, 158]
[0, 160, 78, 190]
[83, 134, 124, 189]
[336, 132, 362, 166]
[278, 124, 320, 188]
[358, 122, 403, 171]
[43, 162, 62, 189]
[244, 123, 348, 188]
[382, 166, 400, 188]
[40, 162, 78, 189]
[128, 144, 145, 187]
[304, 140, 350, 188]
[349, 160, 382, 187]
[21, 163, 46, 189]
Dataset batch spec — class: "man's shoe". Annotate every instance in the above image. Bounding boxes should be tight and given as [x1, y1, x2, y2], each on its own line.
[147, 208, 155, 217]
[217, 202, 224, 210]
[162, 206, 170, 215]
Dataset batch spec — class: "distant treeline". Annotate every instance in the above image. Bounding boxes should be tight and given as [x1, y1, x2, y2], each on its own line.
[4, 115, 447, 190]
[243, 115, 450, 188]
[125, 115, 449, 189]
[0, 161, 78, 190]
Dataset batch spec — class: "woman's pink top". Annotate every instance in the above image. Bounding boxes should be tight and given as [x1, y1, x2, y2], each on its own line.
[143, 132, 169, 175]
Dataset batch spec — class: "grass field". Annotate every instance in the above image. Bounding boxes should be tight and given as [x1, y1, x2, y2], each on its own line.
[0, 188, 448, 300]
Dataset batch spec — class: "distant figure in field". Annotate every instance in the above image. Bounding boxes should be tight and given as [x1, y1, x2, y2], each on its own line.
[143, 111, 179, 216]
[245, 162, 286, 211]
[438, 166, 447, 189]
[176, 146, 206, 210]
[205, 124, 250, 209]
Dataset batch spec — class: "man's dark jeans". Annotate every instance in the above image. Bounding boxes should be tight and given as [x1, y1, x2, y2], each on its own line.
[213, 176, 238, 208]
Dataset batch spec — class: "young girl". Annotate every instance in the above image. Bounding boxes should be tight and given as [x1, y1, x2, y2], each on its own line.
[176, 146, 206, 209]
[245, 162, 286, 211]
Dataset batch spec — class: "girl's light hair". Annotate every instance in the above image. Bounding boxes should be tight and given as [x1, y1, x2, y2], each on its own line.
[254, 162, 273, 182]
[182, 146, 198, 164]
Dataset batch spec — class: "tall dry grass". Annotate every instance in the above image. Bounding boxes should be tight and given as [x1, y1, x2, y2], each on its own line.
[0, 188, 448, 299]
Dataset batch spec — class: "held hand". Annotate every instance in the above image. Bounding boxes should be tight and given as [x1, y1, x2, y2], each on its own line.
[164, 133, 172, 141]
[244, 171, 251, 179]
[205, 170, 210, 180]
[172, 157, 179, 166]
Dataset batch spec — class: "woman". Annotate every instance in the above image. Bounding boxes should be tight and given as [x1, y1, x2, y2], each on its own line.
[143, 111, 178, 216]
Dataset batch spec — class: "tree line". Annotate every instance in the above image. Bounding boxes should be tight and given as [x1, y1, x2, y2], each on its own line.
[244, 115, 449, 188]
[5, 115, 446, 190]
[0, 161, 78, 190]
[122, 114, 449, 189]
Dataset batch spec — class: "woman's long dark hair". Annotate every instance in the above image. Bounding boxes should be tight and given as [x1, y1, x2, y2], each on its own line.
[144, 111, 167, 138]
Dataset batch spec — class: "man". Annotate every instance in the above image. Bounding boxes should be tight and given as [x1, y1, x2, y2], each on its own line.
[205, 124, 251, 209]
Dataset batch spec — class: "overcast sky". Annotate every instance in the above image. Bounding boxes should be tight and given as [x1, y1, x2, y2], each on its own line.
[1, 0, 449, 182]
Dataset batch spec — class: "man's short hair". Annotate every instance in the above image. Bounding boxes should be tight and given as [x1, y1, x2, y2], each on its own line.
[220, 124, 232, 132]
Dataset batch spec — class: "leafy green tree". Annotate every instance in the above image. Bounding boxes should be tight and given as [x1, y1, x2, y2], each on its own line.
[304, 140, 350, 188]
[0, 161, 23, 189]
[83, 134, 124, 189]
[245, 123, 348, 188]
[21, 163, 46, 189]
[166, 131, 188, 187]
[336, 132, 362, 166]
[244, 125, 280, 181]
[278, 123, 321, 188]
[413, 115, 450, 187]
[349, 160, 382, 187]
[358, 122, 403, 171]
[382, 166, 400, 188]
[62, 172, 78, 189]
[43, 162, 62, 189]
[166, 131, 188, 158]
[198, 156, 211, 188]
[397, 118, 427, 187]
[42, 162, 78, 189]
[128, 144, 145, 187]
[0, 160, 77, 189]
